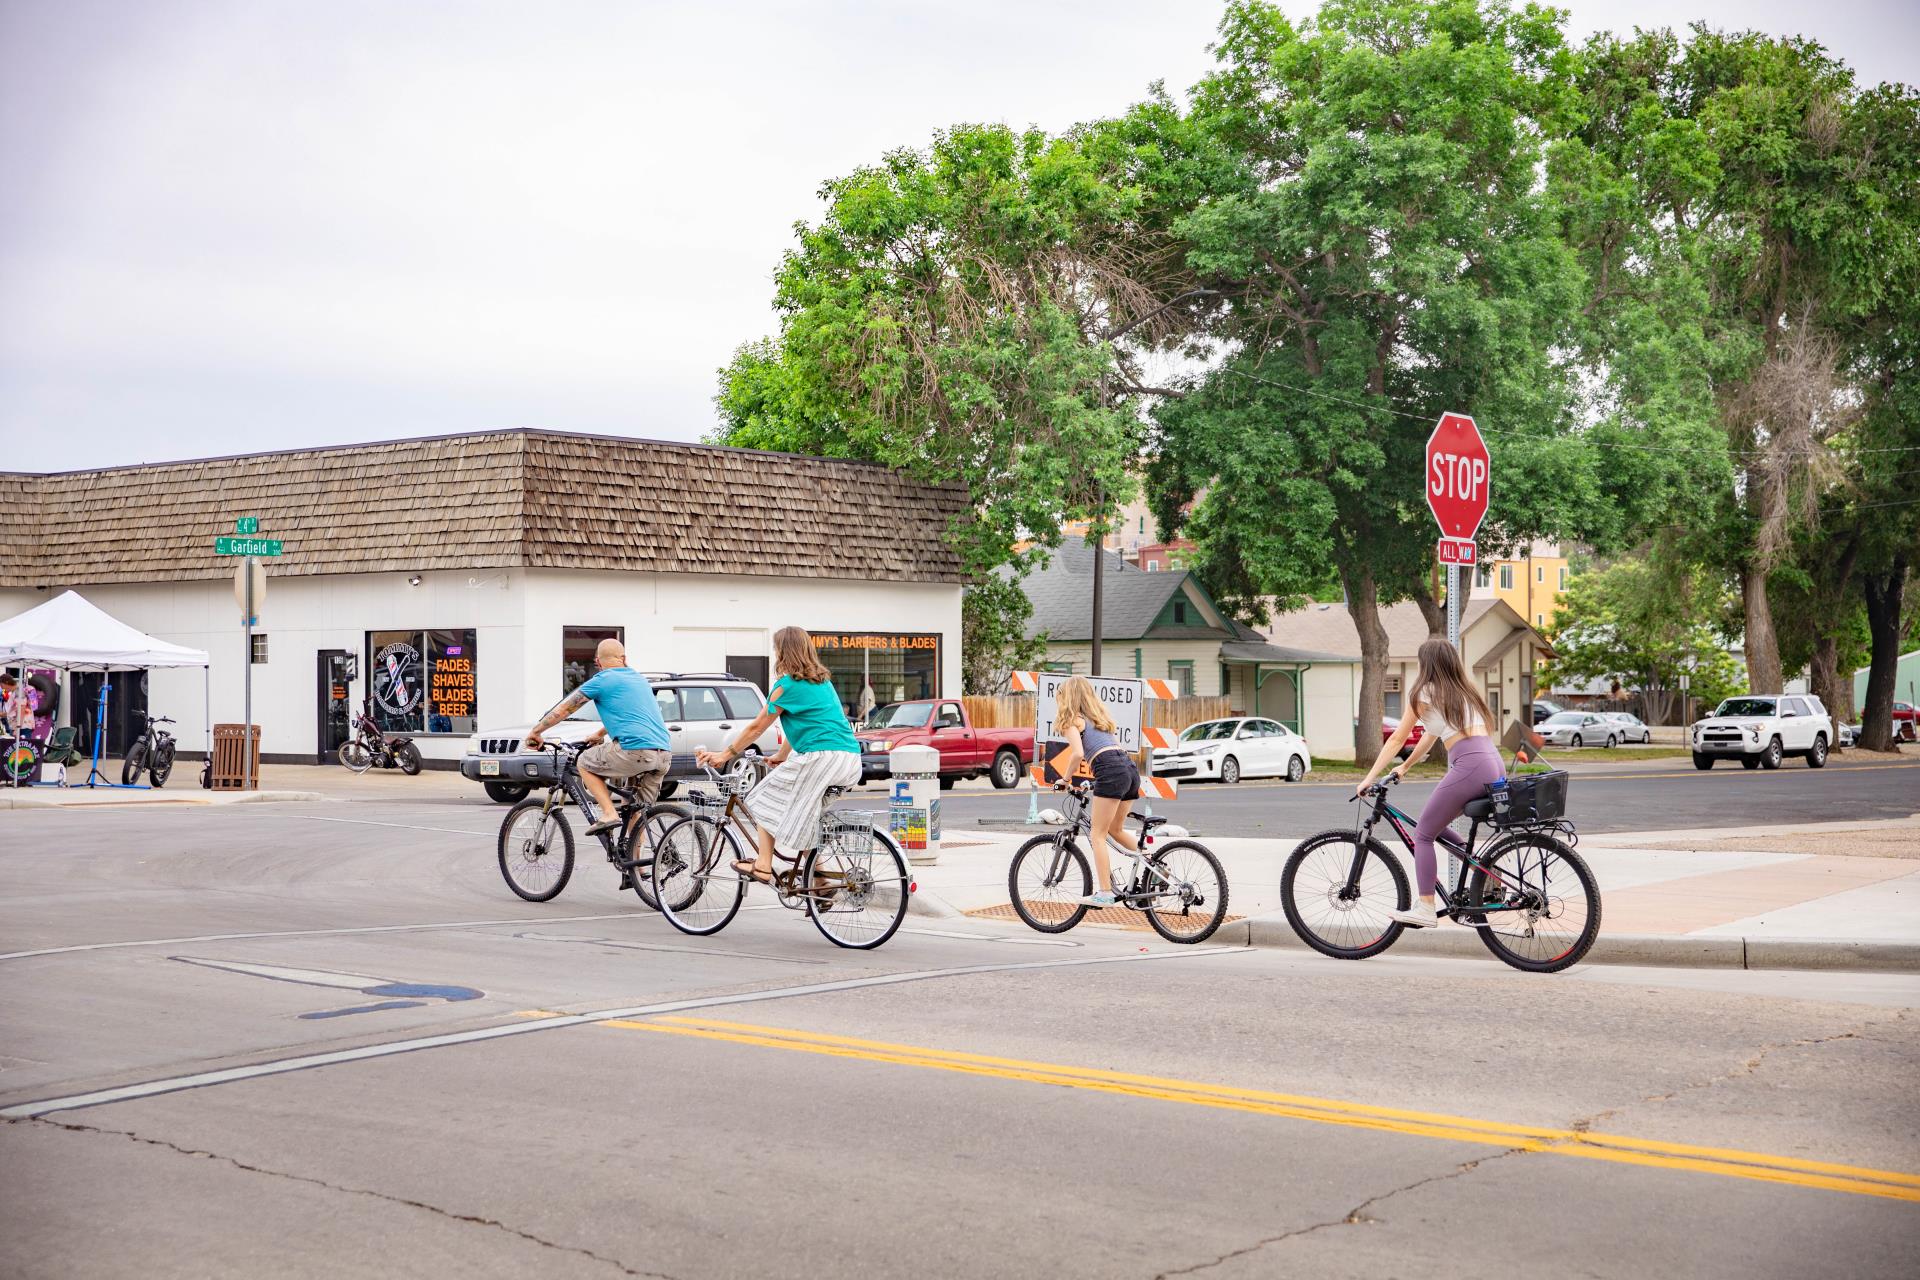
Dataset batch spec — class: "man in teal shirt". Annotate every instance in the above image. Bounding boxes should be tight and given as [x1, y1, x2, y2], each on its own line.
[525, 639, 670, 838]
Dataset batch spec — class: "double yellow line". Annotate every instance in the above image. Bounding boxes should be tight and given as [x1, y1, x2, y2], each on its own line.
[589, 1014, 1920, 1203]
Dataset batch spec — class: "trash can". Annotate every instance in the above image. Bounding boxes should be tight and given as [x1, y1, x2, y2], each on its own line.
[211, 723, 261, 791]
[887, 744, 941, 865]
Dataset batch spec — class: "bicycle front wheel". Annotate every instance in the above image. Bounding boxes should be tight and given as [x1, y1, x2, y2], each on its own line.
[652, 816, 745, 936]
[1468, 834, 1601, 973]
[1008, 835, 1092, 933]
[1141, 839, 1229, 944]
[498, 800, 574, 901]
[1280, 831, 1410, 960]
[121, 743, 145, 786]
[149, 743, 175, 788]
[803, 830, 910, 950]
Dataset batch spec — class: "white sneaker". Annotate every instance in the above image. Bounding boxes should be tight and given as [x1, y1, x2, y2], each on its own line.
[1387, 902, 1439, 928]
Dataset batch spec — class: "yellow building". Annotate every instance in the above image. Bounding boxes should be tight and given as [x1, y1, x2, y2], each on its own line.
[1471, 541, 1571, 631]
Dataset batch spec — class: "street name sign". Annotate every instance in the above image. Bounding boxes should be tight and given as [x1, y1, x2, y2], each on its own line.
[1437, 538, 1477, 566]
[234, 516, 259, 534]
[1425, 412, 1490, 541]
[215, 536, 282, 556]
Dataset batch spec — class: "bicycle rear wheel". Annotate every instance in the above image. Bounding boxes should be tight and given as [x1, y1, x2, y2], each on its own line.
[1007, 835, 1092, 933]
[652, 816, 746, 936]
[622, 802, 690, 909]
[1279, 831, 1409, 960]
[803, 830, 910, 950]
[498, 800, 574, 901]
[1140, 839, 1229, 944]
[1468, 834, 1600, 973]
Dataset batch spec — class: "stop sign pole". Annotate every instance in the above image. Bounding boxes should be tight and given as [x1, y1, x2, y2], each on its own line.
[1425, 412, 1491, 651]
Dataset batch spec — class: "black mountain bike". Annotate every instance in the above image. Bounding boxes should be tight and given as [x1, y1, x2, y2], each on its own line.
[122, 713, 177, 788]
[496, 741, 690, 909]
[1279, 772, 1600, 973]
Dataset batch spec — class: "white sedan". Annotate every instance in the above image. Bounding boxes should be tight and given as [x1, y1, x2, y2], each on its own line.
[1602, 712, 1653, 744]
[1538, 711, 1620, 748]
[1149, 717, 1312, 784]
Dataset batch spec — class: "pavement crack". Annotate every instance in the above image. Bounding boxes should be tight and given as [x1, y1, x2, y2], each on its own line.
[21, 1116, 674, 1279]
[1150, 1148, 1528, 1278]
[1638, 1009, 1909, 1106]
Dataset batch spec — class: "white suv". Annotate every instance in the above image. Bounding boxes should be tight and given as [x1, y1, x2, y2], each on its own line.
[1691, 695, 1833, 771]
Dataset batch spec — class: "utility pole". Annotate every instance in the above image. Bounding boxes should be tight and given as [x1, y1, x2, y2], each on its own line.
[1090, 528, 1104, 676]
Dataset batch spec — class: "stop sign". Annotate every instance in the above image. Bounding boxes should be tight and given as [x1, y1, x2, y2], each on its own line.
[1426, 412, 1490, 541]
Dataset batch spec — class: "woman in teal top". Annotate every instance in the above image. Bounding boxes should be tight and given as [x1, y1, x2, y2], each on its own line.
[698, 627, 862, 883]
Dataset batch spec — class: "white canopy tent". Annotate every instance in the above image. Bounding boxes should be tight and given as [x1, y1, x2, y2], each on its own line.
[0, 591, 211, 787]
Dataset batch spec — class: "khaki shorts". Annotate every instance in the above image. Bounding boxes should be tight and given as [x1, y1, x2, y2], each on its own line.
[579, 742, 671, 804]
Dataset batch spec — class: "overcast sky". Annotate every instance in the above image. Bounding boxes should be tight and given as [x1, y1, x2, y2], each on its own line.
[2, 1, 1914, 473]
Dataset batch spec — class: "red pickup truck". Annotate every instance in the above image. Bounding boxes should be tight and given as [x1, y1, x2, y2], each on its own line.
[856, 699, 1035, 790]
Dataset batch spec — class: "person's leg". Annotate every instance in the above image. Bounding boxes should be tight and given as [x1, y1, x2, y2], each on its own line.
[578, 765, 618, 824]
[1088, 796, 1122, 891]
[1411, 741, 1499, 906]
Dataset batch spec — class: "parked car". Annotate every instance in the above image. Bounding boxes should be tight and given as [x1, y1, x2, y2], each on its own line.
[1380, 716, 1425, 759]
[1152, 717, 1312, 784]
[1690, 694, 1833, 770]
[1530, 699, 1566, 725]
[857, 698, 1034, 789]
[1895, 702, 1919, 743]
[1840, 722, 1860, 747]
[460, 673, 781, 804]
[1601, 712, 1653, 744]
[1538, 711, 1620, 748]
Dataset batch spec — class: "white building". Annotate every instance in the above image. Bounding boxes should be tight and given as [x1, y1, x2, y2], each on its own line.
[0, 430, 966, 766]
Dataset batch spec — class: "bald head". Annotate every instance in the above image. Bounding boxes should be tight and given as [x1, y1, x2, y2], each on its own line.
[595, 639, 626, 669]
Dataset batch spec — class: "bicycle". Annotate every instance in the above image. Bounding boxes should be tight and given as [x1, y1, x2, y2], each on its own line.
[649, 762, 911, 950]
[496, 741, 691, 909]
[1006, 778, 1229, 944]
[339, 699, 423, 775]
[122, 713, 177, 787]
[1279, 772, 1601, 974]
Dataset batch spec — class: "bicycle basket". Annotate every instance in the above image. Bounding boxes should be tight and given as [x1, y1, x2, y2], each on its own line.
[818, 810, 877, 852]
[715, 761, 760, 796]
[1492, 769, 1569, 827]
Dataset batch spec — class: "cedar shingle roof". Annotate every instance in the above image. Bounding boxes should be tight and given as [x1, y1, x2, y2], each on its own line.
[0, 429, 968, 588]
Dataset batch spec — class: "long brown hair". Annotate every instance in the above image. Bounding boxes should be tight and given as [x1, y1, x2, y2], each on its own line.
[772, 626, 832, 683]
[1409, 639, 1494, 734]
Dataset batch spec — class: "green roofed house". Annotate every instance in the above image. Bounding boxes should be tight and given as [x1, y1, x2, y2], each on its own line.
[1007, 538, 1349, 739]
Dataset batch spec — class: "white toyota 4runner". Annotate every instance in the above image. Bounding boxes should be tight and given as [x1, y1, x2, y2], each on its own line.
[1691, 694, 1833, 771]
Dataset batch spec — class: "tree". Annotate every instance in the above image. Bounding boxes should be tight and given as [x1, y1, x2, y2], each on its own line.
[713, 121, 1206, 578]
[961, 575, 1049, 695]
[1542, 556, 1741, 724]
[1145, 0, 1671, 761]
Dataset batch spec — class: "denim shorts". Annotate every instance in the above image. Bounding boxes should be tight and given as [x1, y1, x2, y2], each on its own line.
[1090, 748, 1140, 801]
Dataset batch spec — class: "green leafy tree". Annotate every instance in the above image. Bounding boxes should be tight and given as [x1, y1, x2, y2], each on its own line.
[1145, 0, 1680, 761]
[961, 575, 1049, 695]
[1543, 557, 1741, 724]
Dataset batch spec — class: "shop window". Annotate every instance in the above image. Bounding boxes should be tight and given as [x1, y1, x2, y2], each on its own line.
[1167, 660, 1195, 696]
[563, 626, 623, 696]
[809, 631, 939, 717]
[367, 628, 478, 735]
[250, 634, 269, 664]
[1499, 565, 1514, 590]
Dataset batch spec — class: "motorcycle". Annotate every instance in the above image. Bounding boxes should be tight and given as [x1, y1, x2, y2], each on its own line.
[339, 700, 423, 775]
[123, 712, 178, 787]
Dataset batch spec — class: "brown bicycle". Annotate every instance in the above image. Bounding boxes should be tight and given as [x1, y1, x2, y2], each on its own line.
[648, 760, 912, 950]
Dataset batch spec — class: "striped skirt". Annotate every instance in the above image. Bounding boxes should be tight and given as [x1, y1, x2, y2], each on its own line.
[744, 750, 862, 856]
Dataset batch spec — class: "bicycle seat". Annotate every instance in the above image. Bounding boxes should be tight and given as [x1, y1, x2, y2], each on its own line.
[1138, 814, 1170, 831]
[1461, 796, 1496, 821]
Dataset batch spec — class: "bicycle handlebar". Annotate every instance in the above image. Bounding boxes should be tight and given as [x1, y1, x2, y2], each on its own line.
[1348, 773, 1402, 803]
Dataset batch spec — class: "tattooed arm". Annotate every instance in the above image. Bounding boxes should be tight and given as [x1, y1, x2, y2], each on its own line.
[523, 691, 589, 749]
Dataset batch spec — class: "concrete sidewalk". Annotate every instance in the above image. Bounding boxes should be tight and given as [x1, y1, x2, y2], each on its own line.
[907, 816, 1920, 971]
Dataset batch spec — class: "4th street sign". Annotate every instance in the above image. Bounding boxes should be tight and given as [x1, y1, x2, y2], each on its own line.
[215, 536, 282, 556]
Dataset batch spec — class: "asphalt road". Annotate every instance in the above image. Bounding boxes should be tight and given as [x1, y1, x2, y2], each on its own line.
[925, 752, 1920, 836]
[3, 796, 1918, 1278]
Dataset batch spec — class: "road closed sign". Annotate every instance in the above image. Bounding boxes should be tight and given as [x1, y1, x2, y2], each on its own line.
[1034, 672, 1146, 752]
[1425, 412, 1490, 542]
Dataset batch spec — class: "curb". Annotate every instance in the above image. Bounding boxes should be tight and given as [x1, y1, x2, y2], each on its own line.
[1208, 915, 1920, 972]
[0, 789, 326, 810]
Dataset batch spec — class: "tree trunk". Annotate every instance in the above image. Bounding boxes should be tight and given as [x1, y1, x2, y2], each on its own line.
[1411, 579, 1446, 639]
[1739, 564, 1784, 694]
[1343, 564, 1392, 765]
[1808, 636, 1846, 753]
[1859, 555, 1909, 752]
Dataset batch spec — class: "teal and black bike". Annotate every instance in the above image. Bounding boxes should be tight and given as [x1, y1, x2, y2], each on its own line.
[1279, 771, 1600, 973]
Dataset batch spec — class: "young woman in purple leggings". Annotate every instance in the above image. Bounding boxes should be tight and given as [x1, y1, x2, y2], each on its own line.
[1356, 639, 1503, 928]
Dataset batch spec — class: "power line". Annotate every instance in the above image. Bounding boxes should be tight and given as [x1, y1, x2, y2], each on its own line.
[1216, 366, 1920, 461]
